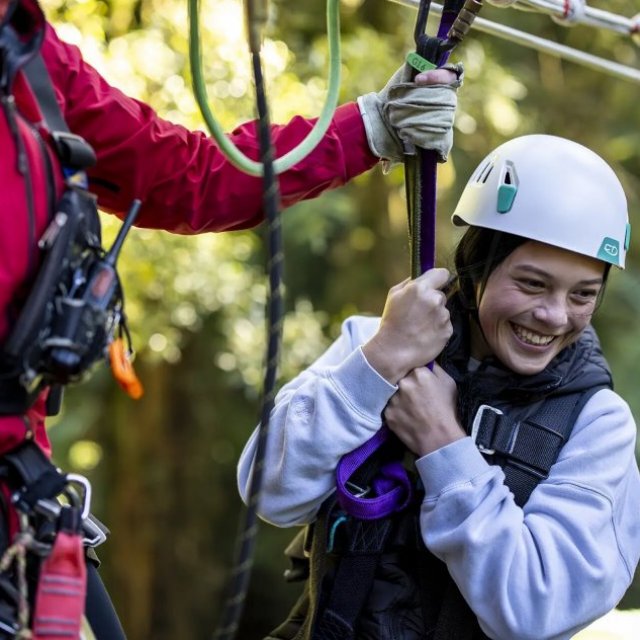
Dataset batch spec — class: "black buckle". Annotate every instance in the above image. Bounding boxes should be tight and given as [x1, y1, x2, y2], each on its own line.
[50, 131, 97, 170]
[470, 404, 503, 455]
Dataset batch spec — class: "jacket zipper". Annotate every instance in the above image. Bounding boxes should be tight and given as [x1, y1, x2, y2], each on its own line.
[1, 92, 39, 276]
[31, 122, 56, 224]
[18, 111, 57, 265]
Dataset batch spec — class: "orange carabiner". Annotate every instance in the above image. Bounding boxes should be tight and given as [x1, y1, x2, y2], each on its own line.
[109, 338, 144, 399]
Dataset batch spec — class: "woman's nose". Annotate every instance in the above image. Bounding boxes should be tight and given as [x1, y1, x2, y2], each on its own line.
[531, 297, 569, 327]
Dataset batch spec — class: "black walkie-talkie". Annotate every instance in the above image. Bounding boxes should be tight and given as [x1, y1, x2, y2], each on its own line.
[47, 199, 141, 380]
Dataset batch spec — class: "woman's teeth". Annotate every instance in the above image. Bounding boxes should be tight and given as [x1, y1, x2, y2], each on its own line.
[512, 324, 555, 346]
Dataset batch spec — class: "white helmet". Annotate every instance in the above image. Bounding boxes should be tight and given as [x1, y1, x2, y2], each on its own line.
[451, 135, 631, 268]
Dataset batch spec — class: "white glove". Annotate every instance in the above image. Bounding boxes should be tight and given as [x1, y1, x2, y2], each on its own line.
[357, 62, 463, 170]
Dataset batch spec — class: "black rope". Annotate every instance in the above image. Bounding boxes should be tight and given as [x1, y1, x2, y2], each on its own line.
[212, 41, 285, 640]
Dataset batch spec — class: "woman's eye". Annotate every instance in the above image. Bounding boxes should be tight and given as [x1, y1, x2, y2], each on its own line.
[517, 278, 544, 290]
[572, 289, 599, 305]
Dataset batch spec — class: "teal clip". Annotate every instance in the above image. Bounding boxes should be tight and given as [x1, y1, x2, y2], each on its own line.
[497, 184, 518, 213]
[327, 515, 348, 553]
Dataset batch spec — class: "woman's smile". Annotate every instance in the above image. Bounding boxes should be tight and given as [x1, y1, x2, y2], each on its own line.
[510, 322, 557, 348]
[472, 241, 605, 375]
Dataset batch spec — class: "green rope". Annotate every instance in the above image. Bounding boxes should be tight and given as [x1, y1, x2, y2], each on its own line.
[188, 0, 342, 176]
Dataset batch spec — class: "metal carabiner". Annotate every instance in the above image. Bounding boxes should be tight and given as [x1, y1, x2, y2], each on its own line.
[64, 473, 92, 522]
[414, 0, 433, 46]
[412, 0, 484, 67]
[413, 0, 443, 66]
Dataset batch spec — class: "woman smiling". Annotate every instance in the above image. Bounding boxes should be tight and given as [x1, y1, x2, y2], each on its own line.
[238, 135, 640, 640]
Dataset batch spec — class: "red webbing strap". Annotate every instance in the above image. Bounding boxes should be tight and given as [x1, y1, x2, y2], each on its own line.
[32, 508, 86, 640]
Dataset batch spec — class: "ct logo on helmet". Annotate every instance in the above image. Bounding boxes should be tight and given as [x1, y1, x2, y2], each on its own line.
[597, 237, 620, 265]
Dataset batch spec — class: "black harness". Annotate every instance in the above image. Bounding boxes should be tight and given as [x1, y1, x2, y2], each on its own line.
[267, 384, 606, 640]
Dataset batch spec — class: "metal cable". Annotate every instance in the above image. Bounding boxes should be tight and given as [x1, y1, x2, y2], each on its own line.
[486, 0, 639, 38]
[388, 0, 640, 84]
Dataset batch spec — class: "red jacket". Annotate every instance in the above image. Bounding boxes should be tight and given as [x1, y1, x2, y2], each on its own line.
[1, 11, 377, 456]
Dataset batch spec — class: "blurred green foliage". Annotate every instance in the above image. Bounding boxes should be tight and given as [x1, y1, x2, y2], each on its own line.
[38, 0, 640, 637]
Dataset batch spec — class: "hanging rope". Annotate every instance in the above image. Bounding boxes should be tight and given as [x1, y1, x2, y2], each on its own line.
[188, 0, 342, 176]
[388, 0, 640, 84]
[187, 0, 345, 637]
[335, 0, 482, 522]
[211, 50, 283, 640]
[203, 2, 283, 637]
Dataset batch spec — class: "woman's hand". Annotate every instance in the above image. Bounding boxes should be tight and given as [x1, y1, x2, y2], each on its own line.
[362, 268, 452, 384]
[384, 364, 465, 457]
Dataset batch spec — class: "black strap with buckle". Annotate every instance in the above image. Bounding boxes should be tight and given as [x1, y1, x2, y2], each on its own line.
[23, 53, 96, 170]
[0, 441, 106, 548]
[2, 441, 68, 513]
[470, 387, 607, 506]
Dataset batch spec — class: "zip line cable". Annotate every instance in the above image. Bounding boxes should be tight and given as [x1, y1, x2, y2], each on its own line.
[388, 0, 640, 83]
[188, 0, 342, 176]
[486, 0, 639, 38]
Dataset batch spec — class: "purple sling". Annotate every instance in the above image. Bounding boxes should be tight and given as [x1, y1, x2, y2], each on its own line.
[336, 1, 481, 519]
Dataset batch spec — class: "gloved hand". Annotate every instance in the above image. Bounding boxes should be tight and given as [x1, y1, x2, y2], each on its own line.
[357, 62, 463, 170]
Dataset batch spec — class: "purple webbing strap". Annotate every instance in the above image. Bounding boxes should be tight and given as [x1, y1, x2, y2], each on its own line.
[419, 14, 457, 273]
[335, 425, 413, 519]
[335, 11, 459, 521]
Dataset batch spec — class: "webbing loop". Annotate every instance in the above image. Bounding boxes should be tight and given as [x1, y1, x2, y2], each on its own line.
[335, 0, 483, 521]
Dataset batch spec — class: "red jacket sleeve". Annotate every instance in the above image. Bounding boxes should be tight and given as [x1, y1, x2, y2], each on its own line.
[41, 24, 378, 233]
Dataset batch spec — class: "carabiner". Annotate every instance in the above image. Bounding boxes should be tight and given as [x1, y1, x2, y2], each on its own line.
[413, 0, 443, 67]
[413, 0, 433, 47]
[412, 0, 483, 67]
[65, 473, 92, 521]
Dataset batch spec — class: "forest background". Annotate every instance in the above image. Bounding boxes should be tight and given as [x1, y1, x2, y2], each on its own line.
[39, 0, 640, 638]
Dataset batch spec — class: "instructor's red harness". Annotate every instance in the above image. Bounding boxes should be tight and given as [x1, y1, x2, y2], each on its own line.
[0, 1, 136, 636]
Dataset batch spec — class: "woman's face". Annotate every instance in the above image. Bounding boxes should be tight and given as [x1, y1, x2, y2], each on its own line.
[472, 241, 605, 376]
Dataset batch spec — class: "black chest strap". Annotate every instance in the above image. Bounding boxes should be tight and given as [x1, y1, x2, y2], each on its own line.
[22, 53, 96, 170]
[471, 386, 607, 506]
[306, 386, 607, 640]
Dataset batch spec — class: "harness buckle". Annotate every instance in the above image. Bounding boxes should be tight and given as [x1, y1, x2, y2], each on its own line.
[34, 498, 107, 548]
[345, 481, 370, 498]
[81, 514, 109, 548]
[470, 404, 503, 455]
[50, 131, 97, 170]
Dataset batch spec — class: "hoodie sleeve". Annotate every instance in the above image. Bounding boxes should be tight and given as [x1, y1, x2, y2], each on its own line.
[415, 388, 640, 640]
[237, 316, 397, 526]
